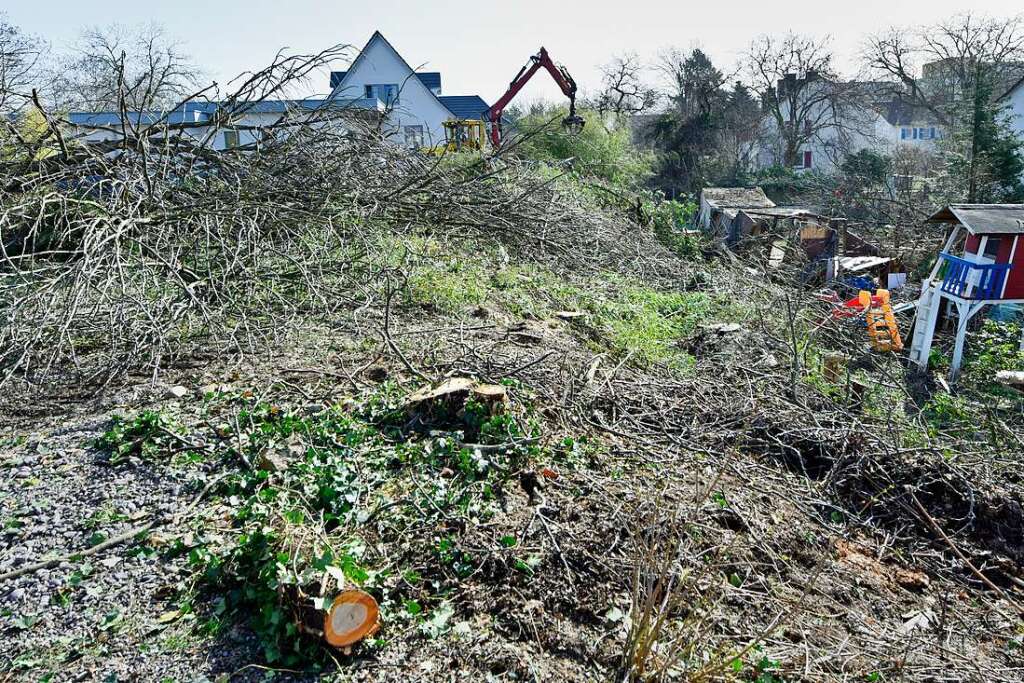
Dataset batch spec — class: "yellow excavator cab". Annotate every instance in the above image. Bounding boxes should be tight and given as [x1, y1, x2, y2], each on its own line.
[429, 119, 487, 154]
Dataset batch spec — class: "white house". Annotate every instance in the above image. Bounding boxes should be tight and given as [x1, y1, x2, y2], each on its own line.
[327, 31, 490, 148]
[753, 75, 946, 175]
[1000, 75, 1024, 154]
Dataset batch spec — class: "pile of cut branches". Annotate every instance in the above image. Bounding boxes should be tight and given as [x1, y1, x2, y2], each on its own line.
[0, 48, 684, 392]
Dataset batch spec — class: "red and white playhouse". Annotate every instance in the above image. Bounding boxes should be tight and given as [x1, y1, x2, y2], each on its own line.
[909, 204, 1024, 378]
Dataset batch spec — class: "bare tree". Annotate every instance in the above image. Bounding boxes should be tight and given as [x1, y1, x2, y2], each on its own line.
[745, 33, 870, 169]
[863, 13, 1024, 200]
[864, 14, 1024, 127]
[0, 14, 46, 114]
[591, 53, 659, 123]
[50, 23, 201, 112]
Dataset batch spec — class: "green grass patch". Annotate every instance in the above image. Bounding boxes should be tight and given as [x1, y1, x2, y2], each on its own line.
[400, 238, 737, 372]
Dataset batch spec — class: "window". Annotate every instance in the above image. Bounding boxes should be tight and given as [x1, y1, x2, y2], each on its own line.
[223, 130, 240, 149]
[404, 125, 424, 148]
[803, 150, 813, 169]
[900, 128, 908, 139]
[983, 237, 1002, 260]
[364, 84, 399, 105]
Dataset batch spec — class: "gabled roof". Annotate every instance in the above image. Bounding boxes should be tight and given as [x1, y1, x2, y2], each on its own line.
[329, 31, 456, 118]
[879, 99, 943, 127]
[438, 95, 489, 120]
[416, 72, 441, 91]
[331, 70, 441, 91]
[927, 204, 1024, 235]
[1000, 74, 1024, 102]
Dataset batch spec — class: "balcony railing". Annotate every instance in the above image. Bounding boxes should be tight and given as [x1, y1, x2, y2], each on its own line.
[938, 252, 1012, 300]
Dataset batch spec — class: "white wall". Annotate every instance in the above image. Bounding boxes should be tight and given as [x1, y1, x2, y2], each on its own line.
[332, 36, 453, 147]
[755, 106, 890, 174]
[1006, 85, 1024, 153]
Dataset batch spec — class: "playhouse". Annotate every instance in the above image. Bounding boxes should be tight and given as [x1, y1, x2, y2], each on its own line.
[909, 204, 1024, 377]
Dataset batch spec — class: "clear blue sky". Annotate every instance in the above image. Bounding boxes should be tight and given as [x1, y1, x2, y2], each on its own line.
[4, 0, 1022, 104]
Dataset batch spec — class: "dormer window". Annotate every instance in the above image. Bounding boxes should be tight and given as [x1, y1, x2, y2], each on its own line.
[365, 84, 399, 105]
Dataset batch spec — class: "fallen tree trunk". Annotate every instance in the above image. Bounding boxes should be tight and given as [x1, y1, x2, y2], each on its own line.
[995, 370, 1024, 388]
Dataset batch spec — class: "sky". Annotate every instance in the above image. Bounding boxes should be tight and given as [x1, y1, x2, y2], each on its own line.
[4, 0, 1023, 105]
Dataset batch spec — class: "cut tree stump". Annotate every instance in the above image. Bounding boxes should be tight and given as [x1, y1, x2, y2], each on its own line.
[404, 377, 510, 417]
[471, 383, 508, 414]
[404, 377, 474, 411]
[822, 352, 848, 383]
[324, 590, 380, 648]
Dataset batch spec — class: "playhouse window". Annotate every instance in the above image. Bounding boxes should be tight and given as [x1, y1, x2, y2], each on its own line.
[983, 237, 1002, 260]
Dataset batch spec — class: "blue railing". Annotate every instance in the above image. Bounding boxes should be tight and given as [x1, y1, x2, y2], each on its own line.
[938, 252, 1012, 299]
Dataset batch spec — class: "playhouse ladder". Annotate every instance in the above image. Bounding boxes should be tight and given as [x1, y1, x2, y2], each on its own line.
[860, 289, 904, 352]
[908, 285, 939, 367]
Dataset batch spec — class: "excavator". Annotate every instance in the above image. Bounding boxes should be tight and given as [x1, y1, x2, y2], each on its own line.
[487, 47, 585, 147]
[433, 47, 583, 153]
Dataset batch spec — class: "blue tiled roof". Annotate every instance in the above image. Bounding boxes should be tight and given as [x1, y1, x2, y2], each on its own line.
[330, 71, 442, 91]
[439, 95, 490, 120]
[416, 72, 441, 90]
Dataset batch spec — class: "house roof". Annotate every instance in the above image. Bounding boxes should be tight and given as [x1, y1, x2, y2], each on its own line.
[329, 31, 458, 119]
[330, 70, 441, 91]
[1000, 73, 1024, 102]
[701, 187, 775, 210]
[879, 99, 942, 127]
[438, 95, 490, 120]
[927, 204, 1024, 235]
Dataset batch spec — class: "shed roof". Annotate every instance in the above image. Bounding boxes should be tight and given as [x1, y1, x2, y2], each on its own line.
[926, 204, 1024, 235]
[701, 187, 775, 210]
[738, 207, 827, 220]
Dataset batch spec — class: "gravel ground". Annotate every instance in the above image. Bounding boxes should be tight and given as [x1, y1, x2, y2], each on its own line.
[0, 387, 265, 682]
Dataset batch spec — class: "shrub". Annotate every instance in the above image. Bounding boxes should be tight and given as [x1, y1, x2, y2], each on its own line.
[514, 105, 654, 191]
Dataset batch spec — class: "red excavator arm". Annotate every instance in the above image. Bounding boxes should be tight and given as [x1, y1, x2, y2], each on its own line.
[488, 47, 584, 147]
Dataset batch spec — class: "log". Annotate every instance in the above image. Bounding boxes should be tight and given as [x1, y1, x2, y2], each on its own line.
[995, 370, 1024, 388]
